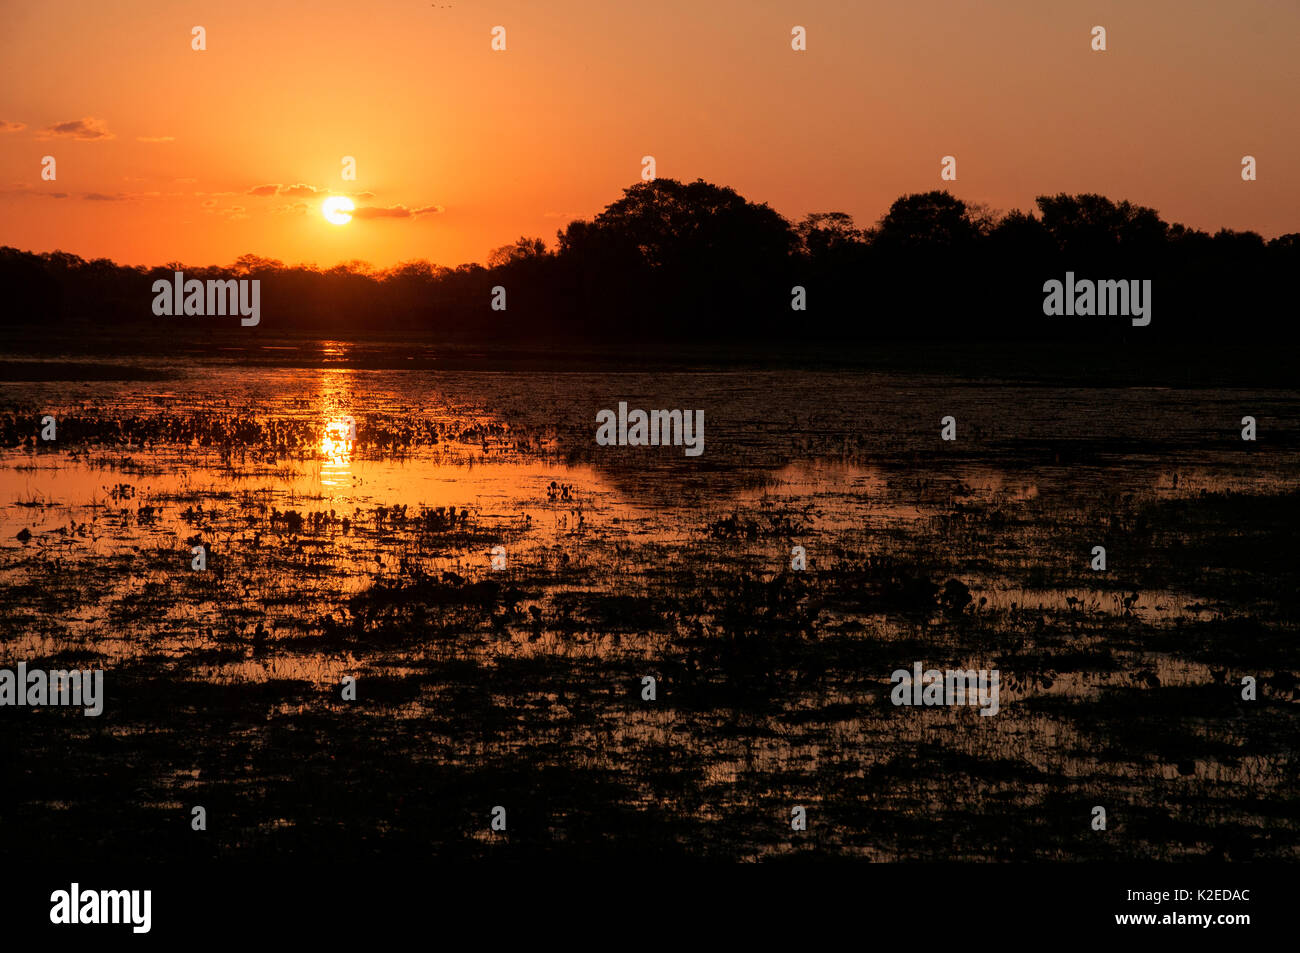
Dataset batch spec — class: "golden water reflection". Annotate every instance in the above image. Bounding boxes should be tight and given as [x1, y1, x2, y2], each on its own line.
[319, 366, 355, 489]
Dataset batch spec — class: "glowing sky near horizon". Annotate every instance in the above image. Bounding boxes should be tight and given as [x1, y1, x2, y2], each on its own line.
[1, 0, 1297, 268]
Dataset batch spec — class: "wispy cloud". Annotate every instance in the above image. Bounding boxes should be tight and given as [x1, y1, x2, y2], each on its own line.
[351, 203, 445, 220]
[280, 183, 327, 198]
[204, 204, 249, 221]
[0, 120, 26, 133]
[37, 117, 114, 140]
[248, 184, 399, 203]
[242, 184, 442, 221]
[247, 182, 329, 198]
[351, 205, 410, 219]
[0, 184, 139, 201]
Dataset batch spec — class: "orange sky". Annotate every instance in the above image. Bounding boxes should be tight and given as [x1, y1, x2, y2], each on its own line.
[2, 0, 1297, 268]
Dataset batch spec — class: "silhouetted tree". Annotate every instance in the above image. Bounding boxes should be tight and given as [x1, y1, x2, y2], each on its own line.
[876, 191, 980, 250]
[797, 212, 865, 258]
[556, 178, 798, 334]
[1035, 193, 1167, 262]
[0, 179, 1293, 351]
[487, 237, 549, 268]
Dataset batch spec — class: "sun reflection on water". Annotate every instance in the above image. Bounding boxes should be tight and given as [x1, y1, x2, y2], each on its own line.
[320, 417, 355, 461]
[318, 361, 356, 489]
[319, 416, 355, 487]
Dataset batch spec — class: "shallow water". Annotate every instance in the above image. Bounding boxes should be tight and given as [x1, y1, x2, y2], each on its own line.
[2, 346, 1297, 860]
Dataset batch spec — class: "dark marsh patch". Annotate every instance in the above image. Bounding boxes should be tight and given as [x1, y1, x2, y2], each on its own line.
[1, 361, 1297, 861]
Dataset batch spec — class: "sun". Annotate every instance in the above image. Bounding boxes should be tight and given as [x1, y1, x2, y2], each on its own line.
[322, 196, 354, 226]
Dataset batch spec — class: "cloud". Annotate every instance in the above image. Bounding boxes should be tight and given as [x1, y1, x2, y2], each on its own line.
[351, 205, 413, 219]
[0, 120, 25, 133]
[281, 183, 327, 198]
[239, 186, 443, 220]
[38, 117, 114, 140]
[247, 182, 327, 197]
[204, 204, 249, 221]
[0, 185, 132, 200]
[256, 200, 444, 221]
[1, 188, 72, 199]
[137, 135, 175, 143]
[348, 203, 444, 220]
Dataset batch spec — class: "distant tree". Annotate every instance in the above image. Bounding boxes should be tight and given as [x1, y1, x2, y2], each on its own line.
[1035, 193, 1167, 257]
[384, 260, 443, 283]
[326, 260, 376, 277]
[796, 212, 864, 258]
[963, 201, 999, 237]
[560, 178, 797, 271]
[1211, 228, 1266, 250]
[876, 191, 980, 250]
[41, 250, 89, 272]
[555, 178, 798, 331]
[0, 180, 1291, 347]
[988, 209, 1053, 252]
[231, 254, 285, 275]
[487, 237, 549, 268]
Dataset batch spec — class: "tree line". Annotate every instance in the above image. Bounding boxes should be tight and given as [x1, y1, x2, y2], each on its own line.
[2, 179, 1295, 345]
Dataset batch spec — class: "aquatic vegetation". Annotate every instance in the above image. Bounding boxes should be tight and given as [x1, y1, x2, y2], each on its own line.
[1, 363, 1297, 861]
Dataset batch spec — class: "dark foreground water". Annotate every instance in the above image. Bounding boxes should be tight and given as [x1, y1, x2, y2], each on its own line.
[1, 343, 1297, 860]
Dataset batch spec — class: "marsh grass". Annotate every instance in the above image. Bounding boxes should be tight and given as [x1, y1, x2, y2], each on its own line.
[1, 367, 1297, 860]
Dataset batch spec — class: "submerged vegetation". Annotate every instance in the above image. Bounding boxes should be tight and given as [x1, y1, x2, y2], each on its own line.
[1, 361, 1297, 860]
